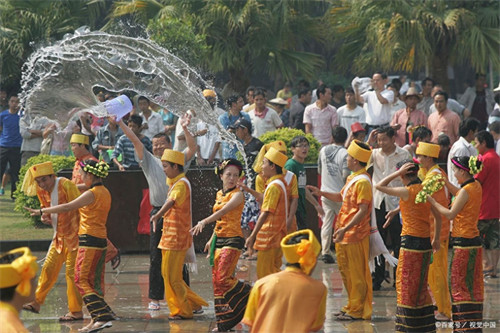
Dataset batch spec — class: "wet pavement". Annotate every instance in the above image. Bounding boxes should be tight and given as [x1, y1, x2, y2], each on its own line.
[21, 251, 500, 332]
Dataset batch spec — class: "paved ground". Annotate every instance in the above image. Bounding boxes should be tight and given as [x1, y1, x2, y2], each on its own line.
[20, 252, 500, 332]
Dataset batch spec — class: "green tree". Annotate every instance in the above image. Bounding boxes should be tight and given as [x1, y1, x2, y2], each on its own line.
[108, 0, 325, 93]
[327, 0, 500, 89]
[0, 0, 111, 89]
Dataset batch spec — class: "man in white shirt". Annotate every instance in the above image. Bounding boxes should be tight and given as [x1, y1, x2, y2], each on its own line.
[138, 96, 164, 140]
[447, 118, 480, 187]
[195, 120, 221, 165]
[317, 126, 349, 263]
[247, 88, 283, 138]
[368, 126, 411, 290]
[355, 72, 394, 134]
[337, 87, 365, 135]
[303, 84, 338, 147]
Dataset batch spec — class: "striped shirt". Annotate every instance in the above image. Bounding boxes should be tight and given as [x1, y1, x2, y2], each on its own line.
[112, 135, 152, 169]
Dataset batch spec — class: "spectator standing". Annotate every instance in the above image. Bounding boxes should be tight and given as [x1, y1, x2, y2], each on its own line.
[337, 87, 366, 136]
[195, 120, 221, 166]
[92, 116, 124, 164]
[428, 91, 460, 145]
[219, 95, 251, 159]
[429, 85, 469, 119]
[488, 121, 500, 156]
[390, 87, 427, 147]
[19, 111, 50, 165]
[0, 94, 22, 198]
[355, 72, 394, 134]
[459, 74, 495, 128]
[417, 77, 435, 115]
[276, 82, 293, 108]
[112, 115, 152, 171]
[317, 126, 349, 264]
[242, 86, 255, 112]
[331, 85, 345, 109]
[289, 88, 312, 132]
[474, 131, 500, 278]
[446, 118, 480, 187]
[269, 98, 290, 128]
[247, 89, 283, 138]
[304, 84, 338, 147]
[138, 96, 164, 140]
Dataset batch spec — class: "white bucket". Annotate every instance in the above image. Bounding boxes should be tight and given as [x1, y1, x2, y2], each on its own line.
[104, 95, 133, 121]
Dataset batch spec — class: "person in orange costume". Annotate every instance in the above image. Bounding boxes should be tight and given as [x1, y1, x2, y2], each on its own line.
[245, 147, 289, 278]
[150, 149, 208, 320]
[242, 229, 326, 333]
[25, 160, 115, 333]
[192, 159, 252, 332]
[0, 247, 39, 333]
[20, 161, 83, 321]
[375, 160, 442, 332]
[427, 155, 484, 331]
[70, 133, 120, 269]
[416, 141, 452, 321]
[308, 140, 373, 320]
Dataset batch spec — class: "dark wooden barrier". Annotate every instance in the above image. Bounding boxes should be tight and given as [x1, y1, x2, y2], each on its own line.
[59, 165, 320, 253]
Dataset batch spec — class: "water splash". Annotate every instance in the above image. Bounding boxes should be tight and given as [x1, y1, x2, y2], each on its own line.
[20, 27, 251, 181]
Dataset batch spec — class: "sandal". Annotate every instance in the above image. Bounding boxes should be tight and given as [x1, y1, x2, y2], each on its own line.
[148, 302, 160, 311]
[193, 308, 204, 315]
[435, 312, 451, 321]
[168, 315, 189, 320]
[333, 311, 346, 317]
[79, 321, 113, 333]
[111, 250, 121, 270]
[59, 313, 84, 321]
[336, 314, 361, 321]
[22, 303, 40, 314]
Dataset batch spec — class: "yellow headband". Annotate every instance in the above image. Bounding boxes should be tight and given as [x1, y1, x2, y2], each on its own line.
[70, 134, 89, 145]
[21, 161, 55, 196]
[253, 141, 287, 173]
[161, 149, 185, 166]
[416, 142, 440, 158]
[264, 147, 288, 168]
[347, 140, 372, 163]
[0, 247, 38, 297]
[281, 229, 321, 275]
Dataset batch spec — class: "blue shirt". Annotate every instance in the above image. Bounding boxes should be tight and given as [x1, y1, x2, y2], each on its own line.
[218, 111, 251, 159]
[0, 110, 22, 147]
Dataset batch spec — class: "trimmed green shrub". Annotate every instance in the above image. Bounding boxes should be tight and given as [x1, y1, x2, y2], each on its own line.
[258, 128, 321, 164]
[14, 154, 76, 227]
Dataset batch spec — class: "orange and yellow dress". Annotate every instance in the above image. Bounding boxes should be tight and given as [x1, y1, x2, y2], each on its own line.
[158, 173, 207, 318]
[335, 168, 373, 320]
[74, 184, 115, 323]
[395, 183, 436, 332]
[449, 179, 483, 331]
[210, 187, 252, 331]
[35, 177, 82, 314]
[254, 174, 287, 278]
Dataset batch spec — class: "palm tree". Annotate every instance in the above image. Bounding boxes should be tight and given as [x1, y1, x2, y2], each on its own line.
[326, 0, 499, 90]
[108, 0, 325, 93]
[0, 0, 111, 89]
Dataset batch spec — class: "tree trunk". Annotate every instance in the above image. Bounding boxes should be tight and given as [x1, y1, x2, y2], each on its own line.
[227, 68, 250, 95]
[431, 50, 450, 93]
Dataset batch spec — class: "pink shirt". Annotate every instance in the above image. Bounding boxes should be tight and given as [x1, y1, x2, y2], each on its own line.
[475, 149, 500, 220]
[390, 108, 427, 147]
[427, 109, 460, 145]
[303, 103, 338, 145]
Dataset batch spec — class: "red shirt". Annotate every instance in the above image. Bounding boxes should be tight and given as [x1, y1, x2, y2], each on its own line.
[475, 149, 500, 220]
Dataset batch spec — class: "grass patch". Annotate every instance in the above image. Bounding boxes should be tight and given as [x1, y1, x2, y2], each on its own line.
[0, 188, 53, 241]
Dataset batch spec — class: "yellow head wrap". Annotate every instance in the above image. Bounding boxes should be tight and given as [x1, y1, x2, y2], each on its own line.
[281, 229, 321, 275]
[70, 134, 89, 145]
[347, 140, 372, 163]
[0, 247, 38, 297]
[202, 89, 217, 98]
[21, 161, 55, 196]
[253, 141, 287, 173]
[161, 149, 185, 166]
[416, 142, 440, 158]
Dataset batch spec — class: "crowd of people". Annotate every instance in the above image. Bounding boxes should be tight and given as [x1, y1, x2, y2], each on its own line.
[1, 71, 500, 332]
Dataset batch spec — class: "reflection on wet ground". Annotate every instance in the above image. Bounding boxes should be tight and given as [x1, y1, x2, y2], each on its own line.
[22, 252, 499, 332]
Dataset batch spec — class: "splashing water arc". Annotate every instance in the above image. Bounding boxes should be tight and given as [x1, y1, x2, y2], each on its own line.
[19, 27, 216, 127]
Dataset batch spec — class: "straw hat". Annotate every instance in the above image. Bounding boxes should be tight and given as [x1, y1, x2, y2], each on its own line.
[404, 87, 422, 102]
[269, 97, 288, 106]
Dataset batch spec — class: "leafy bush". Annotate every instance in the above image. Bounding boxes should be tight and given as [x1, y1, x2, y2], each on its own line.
[14, 154, 76, 227]
[258, 128, 321, 164]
